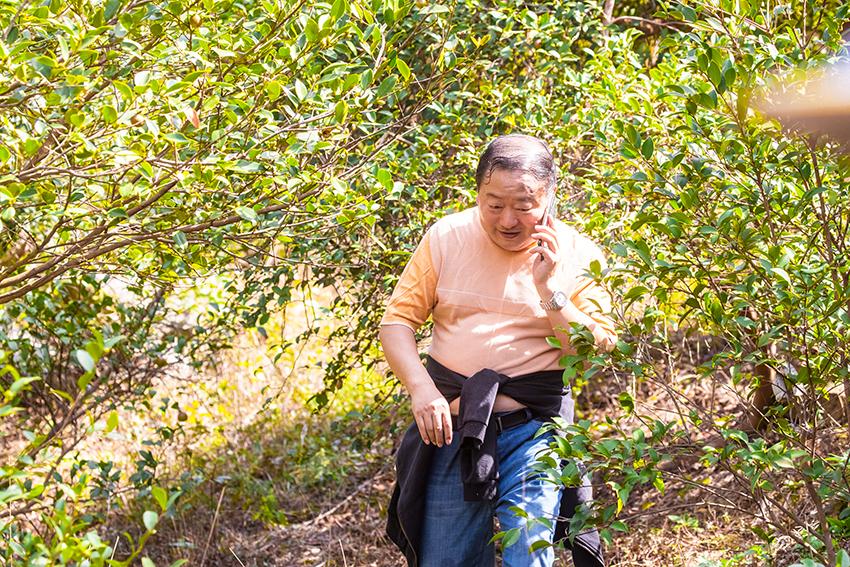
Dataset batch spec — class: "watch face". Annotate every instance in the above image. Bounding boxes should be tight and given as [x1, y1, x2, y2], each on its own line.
[553, 291, 568, 309]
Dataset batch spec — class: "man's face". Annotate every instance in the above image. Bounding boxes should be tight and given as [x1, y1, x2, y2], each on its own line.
[476, 168, 550, 252]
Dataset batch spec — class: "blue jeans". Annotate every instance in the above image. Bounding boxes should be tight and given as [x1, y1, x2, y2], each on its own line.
[419, 418, 561, 567]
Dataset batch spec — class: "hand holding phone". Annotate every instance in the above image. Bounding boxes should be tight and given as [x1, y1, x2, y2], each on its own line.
[537, 191, 557, 259]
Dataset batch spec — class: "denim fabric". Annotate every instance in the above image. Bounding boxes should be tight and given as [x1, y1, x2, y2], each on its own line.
[419, 418, 560, 567]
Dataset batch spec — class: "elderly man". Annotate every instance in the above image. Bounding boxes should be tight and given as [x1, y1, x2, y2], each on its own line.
[380, 134, 616, 567]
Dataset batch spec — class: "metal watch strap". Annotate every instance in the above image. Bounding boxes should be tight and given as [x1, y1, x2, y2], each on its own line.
[540, 290, 565, 311]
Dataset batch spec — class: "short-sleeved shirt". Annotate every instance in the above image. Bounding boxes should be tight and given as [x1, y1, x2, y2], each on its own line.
[380, 206, 616, 377]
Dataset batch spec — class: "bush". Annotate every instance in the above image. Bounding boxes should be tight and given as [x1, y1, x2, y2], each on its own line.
[2, 0, 850, 563]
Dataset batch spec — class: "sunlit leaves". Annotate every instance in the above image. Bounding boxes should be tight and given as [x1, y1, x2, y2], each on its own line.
[0, 0, 459, 560]
[395, 57, 410, 81]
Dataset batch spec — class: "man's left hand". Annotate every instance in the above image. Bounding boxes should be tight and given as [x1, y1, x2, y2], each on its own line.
[530, 215, 560, 290]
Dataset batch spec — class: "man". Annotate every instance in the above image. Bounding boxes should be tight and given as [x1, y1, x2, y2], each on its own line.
[380, 134, 616, 567]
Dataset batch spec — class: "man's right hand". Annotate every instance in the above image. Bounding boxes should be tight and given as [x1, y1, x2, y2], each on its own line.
[410, 383, 453, 447]
[378, 324, 454, 447]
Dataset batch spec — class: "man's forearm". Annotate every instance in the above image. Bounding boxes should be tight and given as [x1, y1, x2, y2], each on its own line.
[379, 324, 452, 446]
[378, 324, 435, 396]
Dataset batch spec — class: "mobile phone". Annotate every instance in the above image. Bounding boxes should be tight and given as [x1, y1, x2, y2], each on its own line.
[538, 190, 557, 258]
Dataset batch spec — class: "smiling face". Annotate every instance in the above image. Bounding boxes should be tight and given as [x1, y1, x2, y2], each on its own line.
[476, 168, 551, 252]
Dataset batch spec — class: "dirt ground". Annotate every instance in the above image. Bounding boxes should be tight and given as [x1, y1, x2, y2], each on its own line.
[136, 335, 834, 567]
[56, 317, 848, 566]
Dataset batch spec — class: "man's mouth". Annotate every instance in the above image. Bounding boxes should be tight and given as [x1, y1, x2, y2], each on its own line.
[498, 230, 521, 239]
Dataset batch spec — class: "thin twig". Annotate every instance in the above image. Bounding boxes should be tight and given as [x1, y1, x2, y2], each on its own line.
[229, 547, 247, 567]
[200, 485, 226, 567]
[291, 465, 389, 528]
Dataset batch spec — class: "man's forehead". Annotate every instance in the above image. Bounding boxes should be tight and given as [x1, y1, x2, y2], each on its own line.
[480, 171, 547, 199]
[483, 190, 538, 202]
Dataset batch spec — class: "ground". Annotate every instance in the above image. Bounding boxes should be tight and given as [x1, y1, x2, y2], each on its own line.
[122, 328, 817, 566]
[12, 292, 844, 566]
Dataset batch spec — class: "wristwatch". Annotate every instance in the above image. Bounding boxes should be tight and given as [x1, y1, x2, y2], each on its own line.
[540, 290, 568, 311]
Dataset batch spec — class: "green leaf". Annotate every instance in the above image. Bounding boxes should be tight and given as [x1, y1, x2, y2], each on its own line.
[134, 70, 150, 87]
[771, 267, 791, 285]
[8, 376, 39, 397]
[618, 391, 634, 414]
[0, 484, 24, 504]
[265, 81, 281, 101]
[173, 231, 188, 249]
[66, 110, 85, 127]
[836, 549, 850, 567]
[507, 505, 528, 519]
[143, 510, 158, 532]
[420, 4, 450, 14]
[114, 80, 133, 101]
[360, 69, 373, 89]
[105, 410, 119, 433]
[74, 350, 96, 372]
[623, 286, 649, 302]
[305, 18, 319, 42]
[164, 133, 190, 144]
[152, 486, 168, 511]
[23, 139, 41, 156]
[376, 168, 392, 190]
[0, 405, 22, 417]
[545, 336, 562, 349]
[652, 475, 665, 493]
[502, 527, 521, 548]
[396, 58, 411, 81]
[640, 137, 654, 159]
[104, 0, 122, 19]
[29, 56, 55, 78]
[331, 0, 347, 20]
[334, 100, 348, 123]
[229, 160, 263, 173]
[375, 75, 397, 98]
[141, 557, 155, 567]
[236, 206, 259, 223]
[77, 370, 93, 392]
[624, 123, 639, 146]
[707, 62, 722, 86]
[679, 4, 697, 21]
[294, 79, 308, 100]
[611, 520, 629, 532]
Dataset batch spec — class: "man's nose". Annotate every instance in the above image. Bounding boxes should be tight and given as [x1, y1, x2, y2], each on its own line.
[499, 209, 518, 227]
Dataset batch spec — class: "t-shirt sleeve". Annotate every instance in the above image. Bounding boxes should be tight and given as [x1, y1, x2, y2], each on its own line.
[568, 243, 617, 344]
[380, 230, 438, 332]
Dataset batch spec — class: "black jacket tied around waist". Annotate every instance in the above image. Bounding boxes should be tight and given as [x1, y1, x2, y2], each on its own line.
[385, 356, 605, 567]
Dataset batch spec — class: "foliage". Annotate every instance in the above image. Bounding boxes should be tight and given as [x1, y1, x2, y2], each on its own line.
[2, 0, 850, 563]
[522, 1, 850, 565]
[0, 0, 458, 561]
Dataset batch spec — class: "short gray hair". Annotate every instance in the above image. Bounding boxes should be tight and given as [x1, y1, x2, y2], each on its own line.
[475, 134, 557, 193]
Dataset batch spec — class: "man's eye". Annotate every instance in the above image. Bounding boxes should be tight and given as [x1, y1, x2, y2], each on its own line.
[490, 205, 503, 210]
[517, 208, 531, 213]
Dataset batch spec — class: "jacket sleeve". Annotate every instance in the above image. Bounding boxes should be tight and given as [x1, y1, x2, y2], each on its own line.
[380, 230, 438, 332]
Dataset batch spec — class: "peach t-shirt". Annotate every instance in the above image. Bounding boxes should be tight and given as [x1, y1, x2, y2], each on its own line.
[380, 206, 616, 377]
